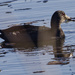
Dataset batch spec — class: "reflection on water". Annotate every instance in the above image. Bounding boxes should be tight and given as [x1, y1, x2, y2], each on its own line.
[0, 42, 75, 74]
[1, 35, 74, 65]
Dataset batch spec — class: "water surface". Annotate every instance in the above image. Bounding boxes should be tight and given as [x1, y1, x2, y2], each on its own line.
[0, 0, 75, 75]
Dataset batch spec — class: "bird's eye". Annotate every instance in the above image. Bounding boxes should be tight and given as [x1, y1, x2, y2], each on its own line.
[62, 13, 65, 16]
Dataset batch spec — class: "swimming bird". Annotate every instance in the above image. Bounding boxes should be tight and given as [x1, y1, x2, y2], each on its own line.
[0, 10, 71, 48]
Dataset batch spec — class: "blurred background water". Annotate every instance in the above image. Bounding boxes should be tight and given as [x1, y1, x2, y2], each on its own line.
[0, 0, 75, 75]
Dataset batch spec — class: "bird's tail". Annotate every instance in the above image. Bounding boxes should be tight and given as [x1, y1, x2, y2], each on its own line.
[0, 30, 9, 42]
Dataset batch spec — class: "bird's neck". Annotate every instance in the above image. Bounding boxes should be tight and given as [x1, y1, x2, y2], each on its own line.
[51, 23, 65, 38]
[51, 18, 61, 29]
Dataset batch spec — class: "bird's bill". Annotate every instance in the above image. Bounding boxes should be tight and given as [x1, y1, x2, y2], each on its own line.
[65, 15, 71, 20]
[65, 15, 75, 21]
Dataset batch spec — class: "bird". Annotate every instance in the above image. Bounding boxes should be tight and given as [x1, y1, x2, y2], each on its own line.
[0, 10, 71, 48]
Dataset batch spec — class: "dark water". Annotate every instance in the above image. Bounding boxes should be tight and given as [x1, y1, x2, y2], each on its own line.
[0, 0, 75, 75]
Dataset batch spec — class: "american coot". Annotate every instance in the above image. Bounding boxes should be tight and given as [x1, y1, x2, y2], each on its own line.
[0, 10, 72, 48]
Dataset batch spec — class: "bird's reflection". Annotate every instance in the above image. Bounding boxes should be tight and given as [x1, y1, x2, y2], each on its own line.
[47, 38, 73, 65]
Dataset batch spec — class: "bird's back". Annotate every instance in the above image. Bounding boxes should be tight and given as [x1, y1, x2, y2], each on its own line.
[0, 25, 51, 44]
